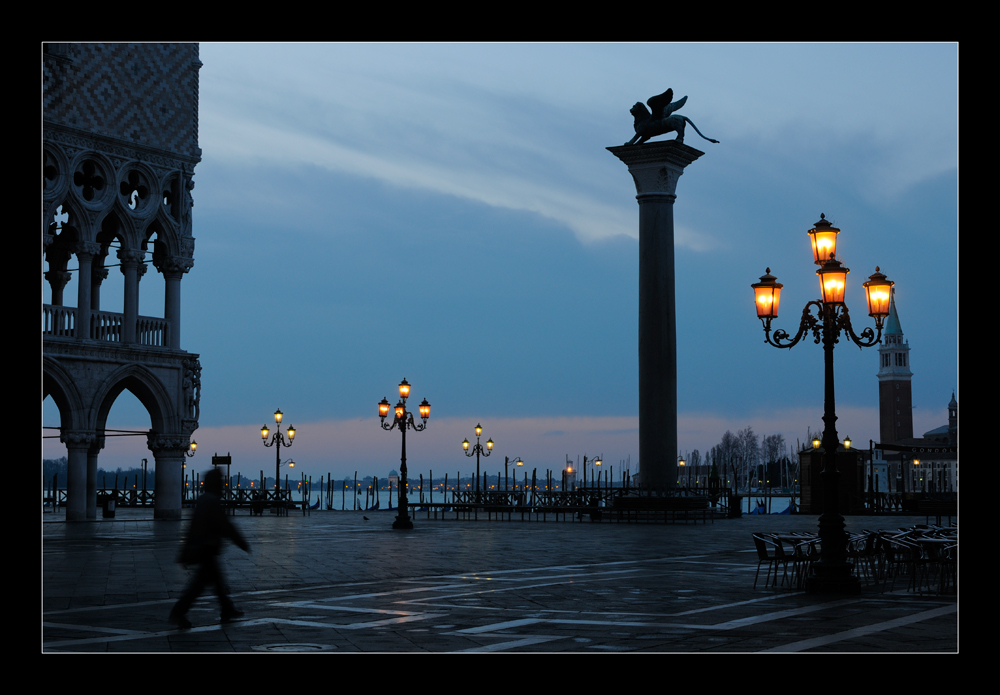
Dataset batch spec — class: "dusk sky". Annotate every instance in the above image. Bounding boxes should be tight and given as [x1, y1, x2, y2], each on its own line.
[43, 43, 958, 484]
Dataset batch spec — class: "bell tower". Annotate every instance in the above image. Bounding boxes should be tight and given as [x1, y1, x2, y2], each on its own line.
[877, 291, 913, 443]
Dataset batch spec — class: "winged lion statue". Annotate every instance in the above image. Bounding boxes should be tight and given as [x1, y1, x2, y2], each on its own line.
[625, 88, 719, 146]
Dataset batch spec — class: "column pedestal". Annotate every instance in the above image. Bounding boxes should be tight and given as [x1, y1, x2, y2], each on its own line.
[608, 141, 704, 491]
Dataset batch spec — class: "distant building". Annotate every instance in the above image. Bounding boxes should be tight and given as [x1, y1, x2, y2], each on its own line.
[870, 293, 957, 494]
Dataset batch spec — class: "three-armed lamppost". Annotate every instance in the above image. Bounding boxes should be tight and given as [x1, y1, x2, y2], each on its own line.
[462, 423, 493, 502]
[261, 409, 296, 501]
[379, 378, 431, 530]
[751, 214, 894, 594]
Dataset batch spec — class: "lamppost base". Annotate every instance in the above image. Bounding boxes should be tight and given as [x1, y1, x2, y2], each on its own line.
[392, 515, 413, 530]
[803, 564, 862, 595]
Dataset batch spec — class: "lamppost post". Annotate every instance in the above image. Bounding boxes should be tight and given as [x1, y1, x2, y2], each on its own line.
[380, 379, 430, 530]
[463, 423, 493, 503]
[752, 214, 893, 594]
[261, 409, 295, 504]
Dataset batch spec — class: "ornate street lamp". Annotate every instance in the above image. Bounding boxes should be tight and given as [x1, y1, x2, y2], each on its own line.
[186, 440, 197, 457]
[751, 214, 893, 594]
[463, 423, 493, 502]
[262, 408, 296, 502]
[379, 378, 430, 529]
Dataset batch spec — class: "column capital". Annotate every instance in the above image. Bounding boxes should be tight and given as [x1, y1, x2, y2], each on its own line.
[60, 430, 96, 449]
[607, 141, 704, 197]
[147, 432, 193, 456]
[155, 255, 195, 278]
[116, 247, 145, 268]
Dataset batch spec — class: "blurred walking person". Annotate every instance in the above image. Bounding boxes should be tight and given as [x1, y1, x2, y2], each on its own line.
[170, 467, 250, 629]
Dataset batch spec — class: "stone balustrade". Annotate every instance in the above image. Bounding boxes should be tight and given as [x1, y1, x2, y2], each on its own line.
[43, 305, 169, 347]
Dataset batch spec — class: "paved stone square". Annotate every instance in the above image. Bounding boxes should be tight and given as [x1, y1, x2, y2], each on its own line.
[42, 509, 958, 652]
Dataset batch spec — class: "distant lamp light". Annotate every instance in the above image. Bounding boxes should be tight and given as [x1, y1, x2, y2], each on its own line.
[807, 214, 841, 265]
[812, 437, 821, 449]
[261, 425, 269, 440]
[863, 267, 894, 318]
[515, 457, 524, 467]
[463, 438, 470, 451]
[475, 423, 483, 438]
[752, 268, 783, 320]
[287, 425, 295, 441]
[679, 457, 686, 466]
[288, 459, 295, 468]
[486, 438, 494, 451]
[594, 457, 602, 466]
[274, 409, 283, 424]
[843, 436, 851, 449]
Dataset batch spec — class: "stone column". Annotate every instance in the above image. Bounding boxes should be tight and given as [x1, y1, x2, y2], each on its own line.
[159, 257, 192, 350]
[86, 436, 105, 519]
[61, 430, 95, 522]
[608, 141, 704, 492]
[91, 261, 108, 311]
[75, 242, 100, 341]
[118, 248, 144, 344]
[149, 433, 189, 520]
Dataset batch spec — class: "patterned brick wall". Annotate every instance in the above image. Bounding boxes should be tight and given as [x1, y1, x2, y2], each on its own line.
[43, 43, 201, 161]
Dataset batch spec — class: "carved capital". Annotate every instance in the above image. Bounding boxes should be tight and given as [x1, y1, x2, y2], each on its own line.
[117, 247, 145, 268]
[74, 240, 102, 261]
[156, 255, 194, 277]
[607, 141, 704, 197]
[60, 430, 96, 449]
[147, 432, 192, 456]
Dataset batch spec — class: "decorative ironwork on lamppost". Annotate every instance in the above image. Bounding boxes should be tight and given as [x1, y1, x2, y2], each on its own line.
[751, 214, 893, 595]
[462, 423, 493, 502]
[379, 378, 430, 530]
[261, 409, 296, 501]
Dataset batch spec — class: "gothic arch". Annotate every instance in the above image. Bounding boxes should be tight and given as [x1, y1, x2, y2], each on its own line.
[43, 356, 87, 432]
[92, 363, 174, 434]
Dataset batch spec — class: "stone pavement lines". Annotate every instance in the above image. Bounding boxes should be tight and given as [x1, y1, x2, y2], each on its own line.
[43, 544, 956, 652]
[759, 604, 958, 653]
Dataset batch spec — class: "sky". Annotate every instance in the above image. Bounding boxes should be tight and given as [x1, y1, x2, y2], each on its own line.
[42, 43, 958, 484]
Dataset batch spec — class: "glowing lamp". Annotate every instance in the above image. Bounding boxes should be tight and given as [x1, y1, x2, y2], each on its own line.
[274, 409, 283, 424]
[379, 397, 391, 419]
[395, 401, 405, 420]
[287, 425, 295, 441]
[419, 398, 430, 420]
[751, 268, 783, 320]
[515, 458, 524, 467]
[812, 437, 821, 449]
[486, 438, 494, 450]
[261, 425, 269, 440]
[679, 457, 686, 466]
[189, 441, 197, 453]
[288, 460, 295, 468]
[807, 214, 840, 265]
[475, 423, 482, 438]
[843, 436, 851, 449]
[594, 457, 602, 466]
[863, 267, 894, 318]
[817, 255, 849, 305]
[463, 438, 470, 451]
[399, 378, 410, 399]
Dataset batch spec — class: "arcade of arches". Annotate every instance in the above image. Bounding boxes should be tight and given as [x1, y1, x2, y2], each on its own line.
[43, 44, 203, 520]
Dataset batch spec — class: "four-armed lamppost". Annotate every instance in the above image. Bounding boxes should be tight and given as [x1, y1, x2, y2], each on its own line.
[261, 409, 296, 501]
[751, 214, 894, 594]
[462, 423, 493, 501]
[379, 378, 430, 530]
